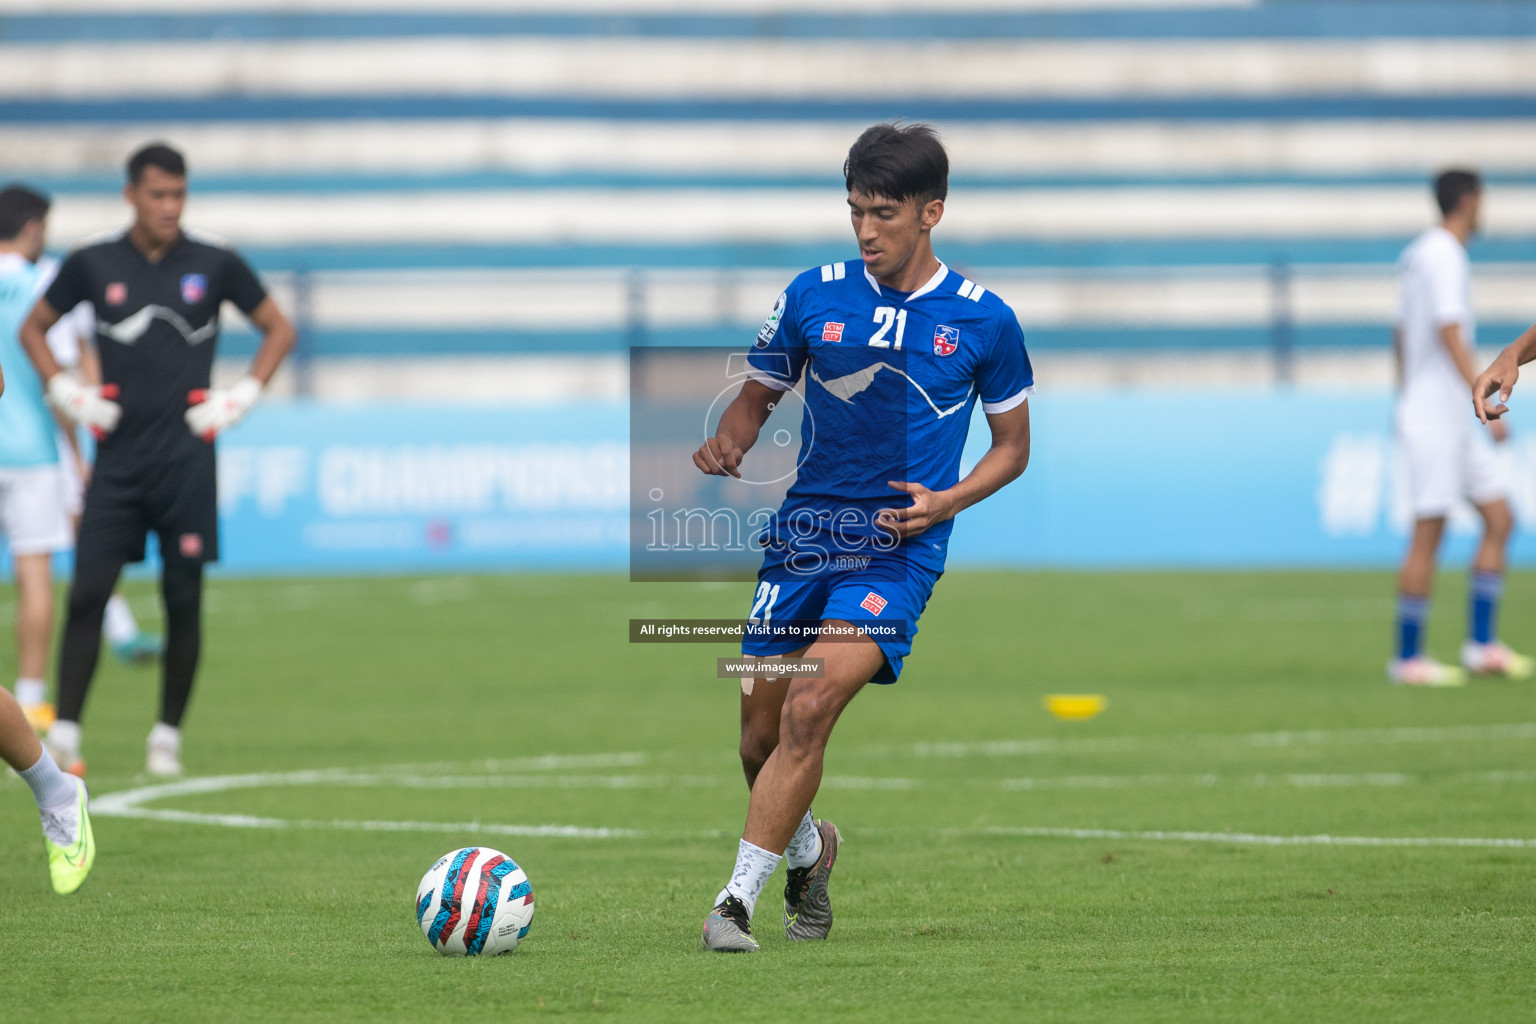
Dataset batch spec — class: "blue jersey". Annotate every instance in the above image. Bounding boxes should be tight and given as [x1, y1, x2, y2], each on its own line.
[747, 259, 1033, 573]
[0, 254, 58, 468]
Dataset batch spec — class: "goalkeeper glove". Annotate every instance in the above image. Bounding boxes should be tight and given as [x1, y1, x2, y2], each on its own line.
[46, 373, 122, 439]
[185, 375, 262, 442]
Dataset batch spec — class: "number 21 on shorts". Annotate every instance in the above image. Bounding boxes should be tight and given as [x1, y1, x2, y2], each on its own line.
[749, 582, 781, 624]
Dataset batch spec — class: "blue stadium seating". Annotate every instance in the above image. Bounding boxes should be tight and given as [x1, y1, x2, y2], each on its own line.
[5, 0, 1536, 357]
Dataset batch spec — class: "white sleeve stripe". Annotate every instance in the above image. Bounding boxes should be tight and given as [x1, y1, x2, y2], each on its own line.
[745, 368, 795, 392]
[833, 262, 846, 280]
[970, 286, 986, 302]
[957, 280, 974, 298]
[820, 264, 834, 283]
[981, 385, 1034, 414]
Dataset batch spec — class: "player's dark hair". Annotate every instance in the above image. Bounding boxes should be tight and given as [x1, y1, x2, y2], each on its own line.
[1434, 168, 1481, 217]
[127, 142, 187, 184]
[0, 184, 50, 240]
[844, 122, 948, 205]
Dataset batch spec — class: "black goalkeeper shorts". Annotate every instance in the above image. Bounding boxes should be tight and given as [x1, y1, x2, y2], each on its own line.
[76, 450, 219, 566]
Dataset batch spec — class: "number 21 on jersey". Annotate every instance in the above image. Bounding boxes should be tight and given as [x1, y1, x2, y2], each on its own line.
[869, 307, 907, 350]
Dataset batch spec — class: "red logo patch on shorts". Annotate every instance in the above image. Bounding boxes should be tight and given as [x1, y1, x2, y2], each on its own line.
[822, 321, 844, 342]
[860, 591, 888, 616]
[105, 282, 127, 305]
[179, 533, 203, 558]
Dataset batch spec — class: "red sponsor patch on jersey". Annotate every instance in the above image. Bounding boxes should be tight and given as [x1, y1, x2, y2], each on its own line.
[179, 533, 203, 558]
[822, 321, 844, 342]
[105, 282, 127, 306]
[860, 591, 888, 616]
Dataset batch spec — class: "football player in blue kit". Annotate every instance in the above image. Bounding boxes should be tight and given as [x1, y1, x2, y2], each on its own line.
[692, 123, 1034, 952]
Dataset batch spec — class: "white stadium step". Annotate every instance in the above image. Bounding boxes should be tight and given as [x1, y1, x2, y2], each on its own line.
[216, 349, 1399, 405]
[11, 120, 1536, 177]
[222, 263, 1536, 332]
[42, 186, 1536, 247]
[5, 38, 1536, 99]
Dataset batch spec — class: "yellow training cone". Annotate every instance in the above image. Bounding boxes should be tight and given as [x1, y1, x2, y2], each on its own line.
[1045, 694, 1106, 721]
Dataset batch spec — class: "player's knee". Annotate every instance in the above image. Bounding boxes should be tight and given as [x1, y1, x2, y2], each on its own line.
[65, 575, 114, 619]
[738, 728, 775, 777]
[161, 561, 204, 617]
[1483, 503, 1514, 542]
[778, 686, 839, 758]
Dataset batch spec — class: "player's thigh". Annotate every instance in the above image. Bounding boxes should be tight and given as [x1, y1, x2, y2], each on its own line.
[740, 572, 828, 694]
[1407, 515, 1447, 553]
[0, 466, 73, 559]
[1474, 497, 1514, 539]
[739, 644, 813, 750]
[150, 451, 219, 563]
[776, 627, 886, 751]
[816, 570, 940, 685]
[76, 476, 150, 567]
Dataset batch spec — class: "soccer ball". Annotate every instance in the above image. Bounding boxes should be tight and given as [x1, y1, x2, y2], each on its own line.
[415, 847, 535, 956]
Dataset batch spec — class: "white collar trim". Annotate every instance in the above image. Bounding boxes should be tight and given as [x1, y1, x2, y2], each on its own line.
[863, 261, 949, 301]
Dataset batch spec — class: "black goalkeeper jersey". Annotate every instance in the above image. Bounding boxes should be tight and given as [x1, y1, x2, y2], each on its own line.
[45, 230, 268, 475]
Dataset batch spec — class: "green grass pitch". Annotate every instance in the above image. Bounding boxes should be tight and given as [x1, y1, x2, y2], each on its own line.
[1, 570, 1533, 1022]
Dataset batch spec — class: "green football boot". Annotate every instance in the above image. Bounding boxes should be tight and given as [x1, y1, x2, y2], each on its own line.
[42, 777, 95, 895]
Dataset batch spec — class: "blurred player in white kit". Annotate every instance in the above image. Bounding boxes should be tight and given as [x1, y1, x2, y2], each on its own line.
[0, 184, 158, 737]
[1390, 169, 1530, 686]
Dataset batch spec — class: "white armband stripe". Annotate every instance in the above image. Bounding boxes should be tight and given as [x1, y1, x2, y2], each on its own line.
[745, 368, 795, 392]
[981, 385, 1034, 414]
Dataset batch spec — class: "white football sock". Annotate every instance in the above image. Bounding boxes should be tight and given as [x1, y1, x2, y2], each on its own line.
[783, 810, 823, 869]
[47, 720, 81, 761]
[148, 722, 181, 752]
[20, 746, 77, 814]
[104, 594, 139, 645]
[716, 839, 782, 918]
[39, 786, 83, 848]
[14, 677, 46, 707]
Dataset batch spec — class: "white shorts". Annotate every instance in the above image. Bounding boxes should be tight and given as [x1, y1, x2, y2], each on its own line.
[0, 465, 75, 557]
[1396, 407, 1511, 519]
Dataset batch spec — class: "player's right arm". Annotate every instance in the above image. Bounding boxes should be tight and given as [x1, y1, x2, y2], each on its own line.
[695, 282, 808, 478]
[1437, 323, 1480, 390]
[21, 296, 121, 437]
[692, 379, 780, 478]
[1474, 322, 1536, 423]
[18, 295, 65, 382]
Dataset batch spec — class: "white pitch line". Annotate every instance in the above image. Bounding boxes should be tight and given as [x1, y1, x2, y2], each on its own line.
[903, 721, 1536, 759]
[968, 826, 1536, 849]
[86, 749, 1536, 851]
[97, 803, 639, 838]
[90, 766, 650, 837]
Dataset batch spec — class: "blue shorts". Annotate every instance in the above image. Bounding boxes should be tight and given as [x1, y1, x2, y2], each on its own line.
[739, 547, 941, 684]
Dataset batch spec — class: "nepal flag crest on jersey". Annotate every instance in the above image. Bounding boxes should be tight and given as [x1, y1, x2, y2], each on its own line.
[933, 324, 960, 357]
[181, 273, 207, 304]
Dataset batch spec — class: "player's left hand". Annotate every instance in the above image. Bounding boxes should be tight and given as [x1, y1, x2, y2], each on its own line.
[1474, 349, 1520, 422]
[876, 481, 956, 540]
[185, 375, 262, 441]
